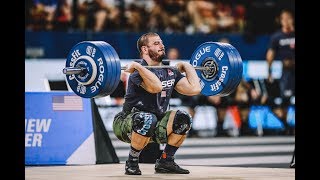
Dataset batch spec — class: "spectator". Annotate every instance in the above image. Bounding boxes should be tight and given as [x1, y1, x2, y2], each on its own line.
[77, 0, 119, 32]
[265, 9, 295, 133]
[29, 0, 58, 30]
[146, 0, 165, 32]
[247, 76, 290, 135]
[26, 0, 36, 31]
[266, 9, 295, 103]
[25, 0, 252, 33]
[260, 75, 282, 109]
[124, 3, 145, 32]
[233, 4, 246, 33]
[162, 0, 188, 33]
[218, 37, 230, 44]
[224, 79, 259, 136]
[186, 0, 219, 34]
[148, 0, 188, 33]
[167, 48, 180, 60]
[216, 2, 236, 32]
[54, 0, 73, 31]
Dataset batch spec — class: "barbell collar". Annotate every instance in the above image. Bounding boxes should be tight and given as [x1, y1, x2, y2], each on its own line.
[63, 67, 87, 75]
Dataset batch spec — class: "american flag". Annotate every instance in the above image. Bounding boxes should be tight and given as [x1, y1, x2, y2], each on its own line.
[52, 95, 83, 111]
[161, 90, 166, 97]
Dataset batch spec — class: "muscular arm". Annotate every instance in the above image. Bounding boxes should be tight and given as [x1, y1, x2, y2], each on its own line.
[174, 62, 201, 96]
[125, 62, 163, 93]
[266, 48, 275, 75]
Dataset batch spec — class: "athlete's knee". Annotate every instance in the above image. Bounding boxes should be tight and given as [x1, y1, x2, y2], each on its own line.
[172, 110, 192, 135]
[132, 112, 157, 137]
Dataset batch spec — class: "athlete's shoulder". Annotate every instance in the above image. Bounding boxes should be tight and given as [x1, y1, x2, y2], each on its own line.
[129, 59, 145, 76]
[140, 59, 148, 65]
[270, 30, 284, 40]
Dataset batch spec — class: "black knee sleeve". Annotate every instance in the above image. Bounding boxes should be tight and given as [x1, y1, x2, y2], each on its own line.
[172, 110, 192, 135]
[132, 112, 157, 137]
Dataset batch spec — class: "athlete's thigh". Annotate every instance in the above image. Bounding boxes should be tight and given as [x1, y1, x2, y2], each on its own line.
[113, 111, 134, 143]
[154, 110, 175, 144]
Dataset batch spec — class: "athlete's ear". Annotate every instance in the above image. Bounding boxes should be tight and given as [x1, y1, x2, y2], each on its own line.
[142, 46, 148, 54]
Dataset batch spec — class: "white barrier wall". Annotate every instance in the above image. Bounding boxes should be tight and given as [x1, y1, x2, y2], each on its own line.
[25, 59, 67, 92]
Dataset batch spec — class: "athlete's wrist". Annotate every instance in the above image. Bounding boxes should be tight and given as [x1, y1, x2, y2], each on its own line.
[133, 62, 142, 70]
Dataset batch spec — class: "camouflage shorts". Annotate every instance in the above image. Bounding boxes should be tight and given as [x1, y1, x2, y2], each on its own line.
[113, 110, 172, 144]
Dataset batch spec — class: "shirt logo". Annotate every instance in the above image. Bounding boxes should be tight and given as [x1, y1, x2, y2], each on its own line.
[168, 69, 174, 76]
[279, 38, 295, 47]
[162, 79, 175, 88]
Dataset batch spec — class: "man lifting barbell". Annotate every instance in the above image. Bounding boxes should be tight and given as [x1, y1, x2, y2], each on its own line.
[63, 32, 243, 175]
[114, 32, 201, 175]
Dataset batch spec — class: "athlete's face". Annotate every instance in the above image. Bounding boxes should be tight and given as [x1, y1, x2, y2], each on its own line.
[280, 12, 294, 29]
[146, 36, 166, 62]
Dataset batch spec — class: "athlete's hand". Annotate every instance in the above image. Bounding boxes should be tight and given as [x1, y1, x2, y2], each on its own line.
[124, 61, 140, 73]
[267, 74, 273, 83]
[175, 62, 189, 73]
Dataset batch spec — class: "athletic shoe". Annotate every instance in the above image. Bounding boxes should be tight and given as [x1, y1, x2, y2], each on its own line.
[155, 159, 190, 174]
[290, 162, 295, 168]
[125, 158, 141, 175]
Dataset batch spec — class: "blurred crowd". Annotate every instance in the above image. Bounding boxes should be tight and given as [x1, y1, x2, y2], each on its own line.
[26, 0, 246, 34]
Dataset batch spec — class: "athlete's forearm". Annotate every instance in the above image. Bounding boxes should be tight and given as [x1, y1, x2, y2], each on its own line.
[266, 49, 274, 73]
[182, 63, 201, 93]
[135, 63, 162, 93]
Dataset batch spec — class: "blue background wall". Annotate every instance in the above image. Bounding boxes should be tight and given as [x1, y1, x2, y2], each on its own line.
[25, 32, 270, 60]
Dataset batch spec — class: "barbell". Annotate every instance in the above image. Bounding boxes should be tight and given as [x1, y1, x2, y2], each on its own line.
[63, 41, 243, 98]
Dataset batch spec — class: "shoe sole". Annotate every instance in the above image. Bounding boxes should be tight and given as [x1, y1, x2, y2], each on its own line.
[155, 168, 189, 174]
[125, 171, 142, 175]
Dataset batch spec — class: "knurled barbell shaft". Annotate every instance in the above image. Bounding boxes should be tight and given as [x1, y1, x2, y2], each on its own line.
[63, 65, 211, 75]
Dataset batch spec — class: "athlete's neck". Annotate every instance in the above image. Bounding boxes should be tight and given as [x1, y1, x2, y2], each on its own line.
[282, 26, 294, 34]
[143, 56, 162, 66]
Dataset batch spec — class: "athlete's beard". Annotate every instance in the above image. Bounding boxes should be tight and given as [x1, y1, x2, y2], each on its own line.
[148, 49, 165, 62]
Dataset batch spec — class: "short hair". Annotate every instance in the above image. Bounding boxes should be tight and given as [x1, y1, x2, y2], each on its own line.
[280, 9, 293, 17]
[136, 32, 160, 56]
[276, 9, 294, 25]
